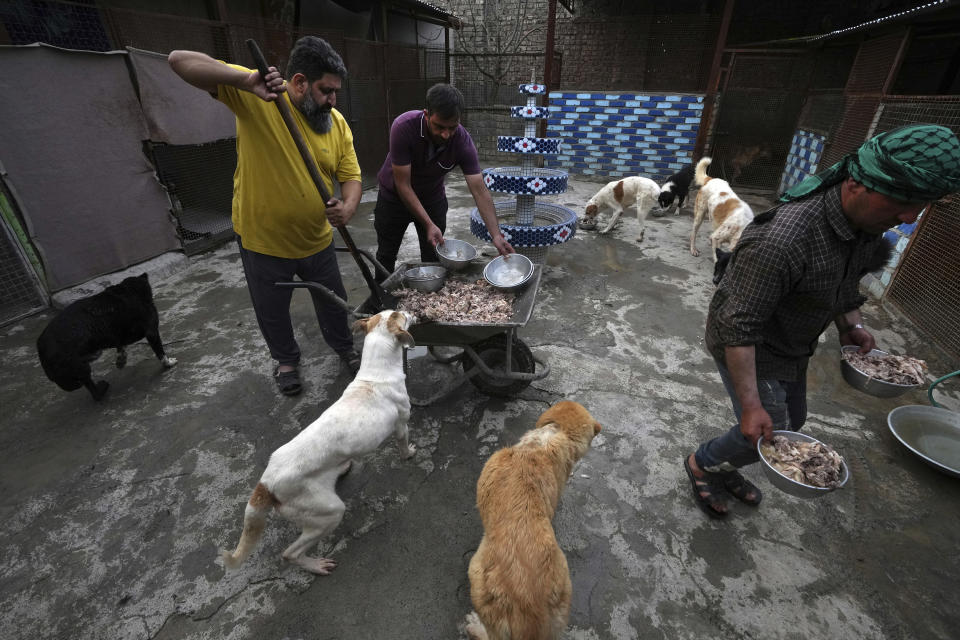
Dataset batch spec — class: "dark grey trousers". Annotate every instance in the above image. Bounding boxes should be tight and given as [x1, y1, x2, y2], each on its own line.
[695, 358, 807, 472]
[373, 193, 448, 278]
[237, 237, 353, 366]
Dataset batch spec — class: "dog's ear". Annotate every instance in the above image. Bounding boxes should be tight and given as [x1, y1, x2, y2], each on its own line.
[386, 311, 415, 348]
[138, 273, 149, 282]
[585, 204, 598, 217]
[352, 315, 380, 336]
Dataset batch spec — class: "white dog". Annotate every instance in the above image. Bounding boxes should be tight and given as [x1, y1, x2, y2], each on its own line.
[690, 157, 754, 261]
[220, 310, 416, 575]
[583, 176, 661, 241]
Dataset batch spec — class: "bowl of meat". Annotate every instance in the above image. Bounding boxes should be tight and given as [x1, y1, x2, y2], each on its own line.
[435, 239, 477, 272]
[757, 431, 849, 498]
[840, 346, 927, 398]
[483, 254, 534, 292]
[402, 265, 447, 293]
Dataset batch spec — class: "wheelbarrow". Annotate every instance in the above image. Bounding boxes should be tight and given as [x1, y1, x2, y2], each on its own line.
[277, 249, 550, 406]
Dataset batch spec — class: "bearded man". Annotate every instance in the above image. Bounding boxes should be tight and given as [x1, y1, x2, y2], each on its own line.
[169, 36, 361, 396]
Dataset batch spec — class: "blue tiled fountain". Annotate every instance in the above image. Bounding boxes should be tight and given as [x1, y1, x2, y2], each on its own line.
[470, 82, 578, 264]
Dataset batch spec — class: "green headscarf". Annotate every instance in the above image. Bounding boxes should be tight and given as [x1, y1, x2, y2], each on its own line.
[780, 124, 960, 203]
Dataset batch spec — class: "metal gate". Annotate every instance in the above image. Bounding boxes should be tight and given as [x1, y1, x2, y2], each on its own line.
[711, 51, 809, 190]
[880, 97, 960, 360]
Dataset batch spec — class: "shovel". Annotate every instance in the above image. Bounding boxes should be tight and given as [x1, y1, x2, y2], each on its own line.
[245, 38, 398, 312]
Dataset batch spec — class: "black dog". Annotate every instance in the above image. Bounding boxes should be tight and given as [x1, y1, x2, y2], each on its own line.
[37, 274, 177, 401]
[658, 162, 696, 214]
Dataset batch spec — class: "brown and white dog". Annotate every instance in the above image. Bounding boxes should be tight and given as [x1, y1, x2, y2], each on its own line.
[582, 176, 662, 241]
[220, 310, 415, 575]
[690, 157, 754, 262]
[465, 401, 602, 640]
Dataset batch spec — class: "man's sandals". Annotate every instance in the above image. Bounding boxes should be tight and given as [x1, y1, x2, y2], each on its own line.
[683, 456, 762, 519]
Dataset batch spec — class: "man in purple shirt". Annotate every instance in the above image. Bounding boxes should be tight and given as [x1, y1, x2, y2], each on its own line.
[374, 83, 513, 276]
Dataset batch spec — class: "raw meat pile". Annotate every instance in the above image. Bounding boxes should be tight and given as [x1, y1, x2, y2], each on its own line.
[396, 279, 514, 323]
[843, 351, 927, 385]
[760, 435, 845, 488]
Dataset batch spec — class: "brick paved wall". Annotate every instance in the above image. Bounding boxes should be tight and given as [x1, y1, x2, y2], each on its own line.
[543, 91, 705, 181]
[778, 129, 826, 195]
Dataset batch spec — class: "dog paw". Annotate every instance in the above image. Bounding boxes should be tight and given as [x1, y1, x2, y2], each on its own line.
[162, 356, 178, 369]
[298, 557, 337, 575]
[404, 444, 417, 459]
[635, 233, 645, 242]
[690, 248, 701, 257]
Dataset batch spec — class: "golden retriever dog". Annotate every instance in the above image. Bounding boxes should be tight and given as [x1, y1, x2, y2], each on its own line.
[465, 401, 602, 640]
[582, 176, 661, 241]
[690, 157, 754, 262]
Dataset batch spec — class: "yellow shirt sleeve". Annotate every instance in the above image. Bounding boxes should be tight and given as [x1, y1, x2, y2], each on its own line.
[216, 63, 361, 258]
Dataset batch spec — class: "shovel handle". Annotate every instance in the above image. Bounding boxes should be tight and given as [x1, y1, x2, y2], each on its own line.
[245, 38, 332, 203]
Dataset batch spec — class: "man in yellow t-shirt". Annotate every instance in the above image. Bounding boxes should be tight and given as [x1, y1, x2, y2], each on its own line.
[169, 37, 362, 396]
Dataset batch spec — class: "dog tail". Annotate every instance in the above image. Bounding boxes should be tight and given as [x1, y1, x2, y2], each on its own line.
[695, 157, 712, 187]
[221, 482, 278, 570]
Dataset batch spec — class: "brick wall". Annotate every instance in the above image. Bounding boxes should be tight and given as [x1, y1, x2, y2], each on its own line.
[543, 91, 704, 181]
[778, 128, 826, 195]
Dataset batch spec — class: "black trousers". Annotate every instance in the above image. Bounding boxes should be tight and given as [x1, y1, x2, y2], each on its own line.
[236, 237, 353, 366]
[373, 193, 448, 278]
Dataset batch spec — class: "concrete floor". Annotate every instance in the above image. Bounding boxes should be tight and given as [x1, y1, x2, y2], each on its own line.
[2, 175, 959, 640]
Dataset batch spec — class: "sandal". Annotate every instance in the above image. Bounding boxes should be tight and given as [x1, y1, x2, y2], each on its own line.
[683, 456, 728, 519]
[337, 349, 361, 375]
[720, 470, 762, 506]
[273, 366, 302, 396]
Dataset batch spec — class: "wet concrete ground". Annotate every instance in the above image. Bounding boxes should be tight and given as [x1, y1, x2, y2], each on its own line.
[2, 175, 959, 640]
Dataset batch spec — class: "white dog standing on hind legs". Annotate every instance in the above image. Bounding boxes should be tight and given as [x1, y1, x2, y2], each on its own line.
[220, 310, 416, 575]
[582, 176, 661, 241]
[690, 157, 754, 261]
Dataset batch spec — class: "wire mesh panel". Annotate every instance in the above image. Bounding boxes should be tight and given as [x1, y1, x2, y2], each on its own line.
[148, 140, 237, 255]
[711, 53, 808, 190]
[0, 188, 47, 324]
[879, 97, 960, 360]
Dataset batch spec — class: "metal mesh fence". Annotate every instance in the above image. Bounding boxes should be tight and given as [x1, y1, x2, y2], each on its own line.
[711, 52, 808, 190]
[147, 139, 237, 255]
[0, 184, 46, 325]
[555, 14, 719, 92]
[879, 97, 960, 360]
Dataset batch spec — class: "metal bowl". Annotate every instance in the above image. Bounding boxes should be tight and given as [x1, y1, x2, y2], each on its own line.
[483, 254, 534, 292]
[435, 239, 477, 271]
[840, 345, 924, 398]
[402, 265, 447, 293]
[888, 405, 960, 478]
[756, 430, 850, 498]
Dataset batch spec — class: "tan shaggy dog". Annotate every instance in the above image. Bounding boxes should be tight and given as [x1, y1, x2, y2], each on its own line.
[465, 401, 602, 640]
[689, 157, 754, 262]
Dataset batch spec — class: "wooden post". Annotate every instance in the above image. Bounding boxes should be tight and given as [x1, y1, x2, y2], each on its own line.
[693, 0, 735, 160]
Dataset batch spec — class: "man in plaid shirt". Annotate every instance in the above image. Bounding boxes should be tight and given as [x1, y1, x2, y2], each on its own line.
[684, 124, 960, 519]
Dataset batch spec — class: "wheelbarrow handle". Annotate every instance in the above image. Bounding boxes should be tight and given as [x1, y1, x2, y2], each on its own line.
[274, 281, 371, 318]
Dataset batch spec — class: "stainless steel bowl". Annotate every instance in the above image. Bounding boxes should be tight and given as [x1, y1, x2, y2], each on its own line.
[756, 430, 849, 498]
[888, 405, 960, 478]
[435, 239, 477, 272]
[483, 254, 534, 292]
[402, 265, 447, 293]
[840, 345, 924, 398]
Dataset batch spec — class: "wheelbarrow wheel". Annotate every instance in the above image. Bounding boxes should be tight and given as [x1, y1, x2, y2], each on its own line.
[462, 334, 535, 397]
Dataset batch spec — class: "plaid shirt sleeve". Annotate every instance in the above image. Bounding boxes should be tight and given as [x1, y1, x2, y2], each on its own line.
[711, 231, 803, 347]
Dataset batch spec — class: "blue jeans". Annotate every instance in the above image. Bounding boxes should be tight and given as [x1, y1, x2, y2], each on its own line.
[694, 358, 807, 472]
